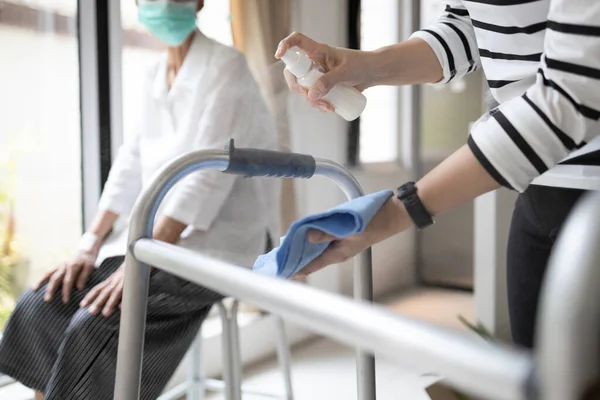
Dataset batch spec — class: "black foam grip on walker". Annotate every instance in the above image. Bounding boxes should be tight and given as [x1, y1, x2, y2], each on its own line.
[223, 138, 316, 179]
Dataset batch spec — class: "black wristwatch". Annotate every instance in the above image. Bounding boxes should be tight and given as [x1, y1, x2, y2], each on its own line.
[397, 182, 434, 230]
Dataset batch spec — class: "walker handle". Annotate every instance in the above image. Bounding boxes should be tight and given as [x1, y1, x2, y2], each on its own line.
[223, 138, 316, 179]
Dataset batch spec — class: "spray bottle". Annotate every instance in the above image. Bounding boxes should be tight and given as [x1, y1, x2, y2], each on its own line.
[281, 47, 367, 121]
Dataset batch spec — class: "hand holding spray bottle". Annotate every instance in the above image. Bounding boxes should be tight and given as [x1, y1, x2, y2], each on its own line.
[281, 47, 367, 121]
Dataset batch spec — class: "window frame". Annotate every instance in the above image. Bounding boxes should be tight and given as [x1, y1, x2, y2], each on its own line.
[347, 0, 360, 167]
[78, 0, 107, 229]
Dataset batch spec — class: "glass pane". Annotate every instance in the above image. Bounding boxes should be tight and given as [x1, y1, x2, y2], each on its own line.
[197, 0, 233, 46]
[359, 0, 399, 164]
[121, 0, 164, 143]
[0, 0, 81, 330]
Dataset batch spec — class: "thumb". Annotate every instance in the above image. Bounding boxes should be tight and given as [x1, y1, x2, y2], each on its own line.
[308, 69, 345, 100]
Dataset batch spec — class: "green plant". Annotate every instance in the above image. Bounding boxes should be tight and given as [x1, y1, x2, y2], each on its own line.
[0, 134, 28, 331]
[0, 305, 12, 331]
[0, 199, 16, 303]
[457, 314, 495, 342]
[450, 315, 497, 400]
[0, 256, 14, 300]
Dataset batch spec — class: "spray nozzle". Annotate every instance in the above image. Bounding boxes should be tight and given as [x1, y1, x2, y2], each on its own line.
[281, 47, 312, 77]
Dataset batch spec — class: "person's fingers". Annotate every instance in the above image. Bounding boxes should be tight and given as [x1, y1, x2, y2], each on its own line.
[275, 32, 324, 60]
[33, 268, 57, 291]
[88, 282, 115, 315]
[62, 262, 81, 304]
[76, 263, 94, 290]
[308, 99, 335, 113]
[308, 69, 346, 100]
[296, 248, 346, 277]
[284, 68, 333, 112]
[283, 69, 308, 96]
[44, 268, 65, 302]
[355, 83, 369, 92]
[80, 281, 106, 308]
[102, 281, 123, 317]
[307, 229, 338, 244]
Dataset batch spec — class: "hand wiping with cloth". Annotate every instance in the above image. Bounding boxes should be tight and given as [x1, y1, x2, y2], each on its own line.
[254, 190, 399, 279]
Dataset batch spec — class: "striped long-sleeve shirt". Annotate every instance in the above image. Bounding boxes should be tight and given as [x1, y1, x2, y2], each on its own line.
[411, 0, 600, 192]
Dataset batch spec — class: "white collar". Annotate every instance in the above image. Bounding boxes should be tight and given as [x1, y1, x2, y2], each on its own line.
[151, 30, 213, 102]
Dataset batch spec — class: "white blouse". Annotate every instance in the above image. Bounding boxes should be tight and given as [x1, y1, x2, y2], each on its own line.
[95, 31, 281, 268]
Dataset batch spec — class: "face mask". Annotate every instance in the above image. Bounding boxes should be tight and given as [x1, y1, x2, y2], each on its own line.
[138, 1, 198, 47]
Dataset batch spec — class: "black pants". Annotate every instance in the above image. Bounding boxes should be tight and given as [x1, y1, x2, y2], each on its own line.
[507, 184, 585, 349]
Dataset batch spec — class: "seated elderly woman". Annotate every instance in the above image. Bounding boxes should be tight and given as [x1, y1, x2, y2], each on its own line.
[0, 1, 279, 399]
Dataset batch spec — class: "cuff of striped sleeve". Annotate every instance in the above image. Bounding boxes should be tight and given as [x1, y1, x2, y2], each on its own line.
[469, 112, 546, 192]
[410, 30, 454, 86]
[467, 136, 515, 191]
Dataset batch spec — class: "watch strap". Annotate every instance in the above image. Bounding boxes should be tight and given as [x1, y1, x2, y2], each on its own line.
[397, 182, 434, 230]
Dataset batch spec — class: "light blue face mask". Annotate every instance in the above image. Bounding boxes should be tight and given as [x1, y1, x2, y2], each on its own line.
[138, 1, 198, 47]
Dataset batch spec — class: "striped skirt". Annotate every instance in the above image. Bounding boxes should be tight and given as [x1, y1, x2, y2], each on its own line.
[0, 256, 223, 400]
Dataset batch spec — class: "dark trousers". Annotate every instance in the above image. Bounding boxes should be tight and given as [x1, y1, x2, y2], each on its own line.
[507, 184, 585, 349]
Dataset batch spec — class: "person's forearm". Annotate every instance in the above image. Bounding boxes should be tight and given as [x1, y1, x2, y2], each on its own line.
[417, 145, 500, 217]
[153, 216, 188, 244]
[87, 210, 119, 252]
[368, 38, 443, 87]
[387, 146, 500, 238]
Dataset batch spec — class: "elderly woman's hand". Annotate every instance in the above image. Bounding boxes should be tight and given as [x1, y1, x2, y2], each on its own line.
[80, 264, 125, 317]
[34, 249, 98, 304]
[295, 197, 411, 277]
[275, 32, 375, 113]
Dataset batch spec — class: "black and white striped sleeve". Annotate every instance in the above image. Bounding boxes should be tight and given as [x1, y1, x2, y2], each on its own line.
[410, 0, 480, 84]
[468, 0, 600, 192]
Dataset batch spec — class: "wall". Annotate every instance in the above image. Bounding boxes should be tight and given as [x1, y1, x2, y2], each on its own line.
[474, 189, 517, 340]
[289, 0, 417, 298]
[418, 72, 486, 288]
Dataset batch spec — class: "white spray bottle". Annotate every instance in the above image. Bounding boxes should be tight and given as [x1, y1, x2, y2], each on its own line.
[281, 47, 367, 121]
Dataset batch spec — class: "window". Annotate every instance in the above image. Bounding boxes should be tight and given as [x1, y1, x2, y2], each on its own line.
[120, 1, 164, 144]
[0, 0, 81, 329]
[197, 0, 233, 46]
[358, 0, 399, 164]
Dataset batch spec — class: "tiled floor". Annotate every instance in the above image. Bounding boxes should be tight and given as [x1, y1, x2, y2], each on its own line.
[0, 379, 32, 400]
[207, 288, 476, 400]
[0, 288, 475, 400]
[206, 338, 443, 400]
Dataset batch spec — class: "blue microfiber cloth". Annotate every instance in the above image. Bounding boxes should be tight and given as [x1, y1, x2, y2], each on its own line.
[254, 189, 394, 279]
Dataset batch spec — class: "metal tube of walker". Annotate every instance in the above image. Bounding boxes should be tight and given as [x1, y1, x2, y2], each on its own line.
[315, 160, 376, 400]
[114, 150, 230, 400]
[115, 148, 376, 400]
[132, 238, 533, 400]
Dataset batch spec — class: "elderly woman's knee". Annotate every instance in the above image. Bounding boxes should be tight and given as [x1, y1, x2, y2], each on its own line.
[63, 308, 119, 342]
[10, 288, 48, 322]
